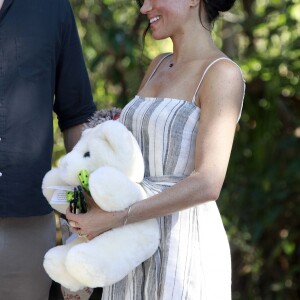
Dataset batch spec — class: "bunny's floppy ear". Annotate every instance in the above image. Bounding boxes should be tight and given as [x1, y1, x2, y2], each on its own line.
[90, 120, 144, 183]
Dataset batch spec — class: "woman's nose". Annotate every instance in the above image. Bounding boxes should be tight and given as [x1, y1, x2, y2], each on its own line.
[140, 0, 152, 14]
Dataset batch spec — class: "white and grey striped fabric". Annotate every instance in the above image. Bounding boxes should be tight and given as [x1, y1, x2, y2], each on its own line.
[101, 100, 231, 300]
[102, 56, 243, 299]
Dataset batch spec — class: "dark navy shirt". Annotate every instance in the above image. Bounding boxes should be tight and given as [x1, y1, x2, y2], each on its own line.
[0, 0, 96, 217]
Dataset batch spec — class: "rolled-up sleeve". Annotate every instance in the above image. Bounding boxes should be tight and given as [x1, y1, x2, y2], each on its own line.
[53, 0, 96, 131]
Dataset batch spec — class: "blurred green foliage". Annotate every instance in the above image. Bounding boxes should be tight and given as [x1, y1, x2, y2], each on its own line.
[52, 0, 300, 298]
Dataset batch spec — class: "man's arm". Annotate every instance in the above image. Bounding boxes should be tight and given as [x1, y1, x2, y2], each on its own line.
[63, 123, 84, 152]
[54, 0, 96, 145]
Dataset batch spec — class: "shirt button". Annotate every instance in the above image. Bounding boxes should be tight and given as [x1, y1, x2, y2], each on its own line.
[0, 172, 2, 177]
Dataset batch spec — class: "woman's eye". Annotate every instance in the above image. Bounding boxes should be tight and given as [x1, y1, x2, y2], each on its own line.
[84, 151, 90, 158]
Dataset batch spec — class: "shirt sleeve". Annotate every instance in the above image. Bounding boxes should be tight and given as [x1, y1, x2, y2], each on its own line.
[53, 0, 96, 132]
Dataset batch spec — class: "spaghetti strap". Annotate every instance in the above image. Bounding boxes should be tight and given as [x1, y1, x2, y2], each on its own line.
[145, 53, 173, 85]
[191, 57, 231, 104]
[191, 57, 245, 122]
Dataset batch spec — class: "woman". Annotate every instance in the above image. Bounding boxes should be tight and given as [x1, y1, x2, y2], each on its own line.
[67, 0, 245, 298]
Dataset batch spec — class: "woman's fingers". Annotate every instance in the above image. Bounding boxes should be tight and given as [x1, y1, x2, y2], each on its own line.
[86, 231, 102, 241]
[66, 203, 111, 239]
[68, 220, 79, 228]
[86, 233, 95, 240]
[66, 207, 83, 229]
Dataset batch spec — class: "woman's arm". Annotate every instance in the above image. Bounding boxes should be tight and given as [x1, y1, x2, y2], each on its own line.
[121, 60, 245, 221]
[66, 60, 245, 240]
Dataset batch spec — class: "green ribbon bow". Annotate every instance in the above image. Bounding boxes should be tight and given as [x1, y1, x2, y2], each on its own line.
[78, 169, 90, 193]
[66, 169, 90, 203]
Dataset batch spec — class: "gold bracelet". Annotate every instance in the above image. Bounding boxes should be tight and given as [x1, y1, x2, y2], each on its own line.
[123, 205, 133, 226]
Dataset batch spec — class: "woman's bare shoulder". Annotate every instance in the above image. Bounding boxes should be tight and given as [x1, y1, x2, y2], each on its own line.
[198, 58, 245, 109]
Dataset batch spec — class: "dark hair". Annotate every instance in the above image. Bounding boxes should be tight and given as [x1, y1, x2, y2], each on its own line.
[136, 0, 143, 8]
[136, 0, 236, 40]
[202, 0, 236, 24]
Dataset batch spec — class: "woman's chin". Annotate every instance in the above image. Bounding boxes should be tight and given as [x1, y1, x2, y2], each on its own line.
[151, 32, 169, 41]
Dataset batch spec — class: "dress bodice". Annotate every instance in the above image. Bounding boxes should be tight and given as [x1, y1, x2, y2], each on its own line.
[119, 96, 200, 178]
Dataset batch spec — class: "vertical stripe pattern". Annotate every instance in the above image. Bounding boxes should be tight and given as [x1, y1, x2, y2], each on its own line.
[102, 96, 232, 300]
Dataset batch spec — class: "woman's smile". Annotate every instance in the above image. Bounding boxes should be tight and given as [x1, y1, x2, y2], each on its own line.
[149, 16, 160, 28]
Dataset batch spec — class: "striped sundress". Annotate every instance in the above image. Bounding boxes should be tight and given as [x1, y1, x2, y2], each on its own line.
[102, 56, 244, 300]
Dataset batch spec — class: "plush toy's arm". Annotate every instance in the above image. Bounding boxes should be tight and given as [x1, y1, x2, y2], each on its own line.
[42, 168, 71, 214]
[42, 168, 63, 200]
[89, 166, 147, 212]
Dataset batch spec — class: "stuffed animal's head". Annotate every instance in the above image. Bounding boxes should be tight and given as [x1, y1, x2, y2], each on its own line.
[58, 120, 144, 186]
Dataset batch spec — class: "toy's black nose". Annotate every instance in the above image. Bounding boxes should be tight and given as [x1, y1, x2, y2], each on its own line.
[84, 151, 90, 158]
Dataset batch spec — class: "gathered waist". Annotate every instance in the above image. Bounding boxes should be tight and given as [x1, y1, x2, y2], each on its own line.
[143, 175, 187, 187]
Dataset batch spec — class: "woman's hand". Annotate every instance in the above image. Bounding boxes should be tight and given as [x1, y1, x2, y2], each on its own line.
[66, 192, 125, 240]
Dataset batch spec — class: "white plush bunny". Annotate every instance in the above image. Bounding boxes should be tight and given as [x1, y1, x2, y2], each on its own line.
[42, 119, 160, 291]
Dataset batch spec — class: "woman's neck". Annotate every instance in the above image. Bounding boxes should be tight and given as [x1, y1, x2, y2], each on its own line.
[171, 30, 219, 65]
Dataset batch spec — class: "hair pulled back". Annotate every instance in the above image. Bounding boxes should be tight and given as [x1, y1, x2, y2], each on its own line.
[203, 0, 236, 24]
[136, 0, 237, 39]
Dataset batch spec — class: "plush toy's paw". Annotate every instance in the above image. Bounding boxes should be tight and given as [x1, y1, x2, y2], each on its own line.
[65, 242, 113, 288]
[65, 219, 160, 288]
[89, 166, 146, 211]
[43, 239, 87, 292]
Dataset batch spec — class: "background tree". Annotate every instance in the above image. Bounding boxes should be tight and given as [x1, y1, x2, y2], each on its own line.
[52, 0, 300, 298]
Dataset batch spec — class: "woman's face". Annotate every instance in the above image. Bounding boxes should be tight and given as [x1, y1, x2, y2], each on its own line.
[140, 0, 191, 40]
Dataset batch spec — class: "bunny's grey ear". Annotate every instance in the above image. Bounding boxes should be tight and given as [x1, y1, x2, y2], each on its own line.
[84, 108, 122, 129]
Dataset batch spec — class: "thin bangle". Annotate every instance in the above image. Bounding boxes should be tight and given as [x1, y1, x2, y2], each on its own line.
[123, 205, 133, 226]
